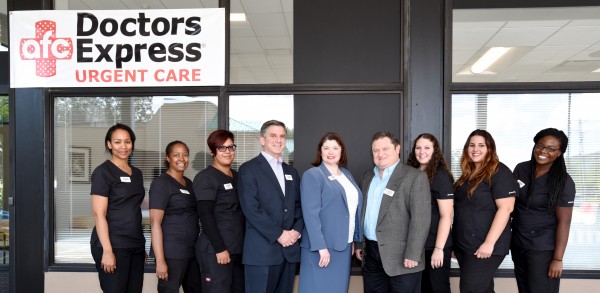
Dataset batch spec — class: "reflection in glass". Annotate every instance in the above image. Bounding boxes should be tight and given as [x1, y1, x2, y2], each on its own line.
[230, 0, 293, 84]
[229, 95, 294, 165]
[54, 96, 218, 264]
[452, 93, 600, 270]
[453, 6, 600, 82]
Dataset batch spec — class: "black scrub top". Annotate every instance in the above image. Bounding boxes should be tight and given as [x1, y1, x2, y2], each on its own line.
[511, 161, 576, 251]
[149, 172, 199, 259]
[453, 163, 518, 256]
[193, 166, 245, 254]
[425, 168, 454, 249]
[90, 160, 146, 249]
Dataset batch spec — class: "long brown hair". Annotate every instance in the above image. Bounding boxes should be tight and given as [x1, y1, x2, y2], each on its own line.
[454, 129, 499, 198]
[406, 133, 452, 183]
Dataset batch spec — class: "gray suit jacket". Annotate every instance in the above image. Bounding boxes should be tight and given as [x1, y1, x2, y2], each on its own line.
[359, 162, 431, 276]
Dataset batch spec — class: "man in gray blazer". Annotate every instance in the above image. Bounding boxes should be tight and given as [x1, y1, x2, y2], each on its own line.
[355, 131, 431, 293]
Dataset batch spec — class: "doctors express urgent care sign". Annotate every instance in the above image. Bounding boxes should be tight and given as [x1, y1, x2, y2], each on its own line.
[9, 9, 224, 88]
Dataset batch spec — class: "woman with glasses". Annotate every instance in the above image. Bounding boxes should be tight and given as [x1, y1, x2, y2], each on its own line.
[406, 133, 454, 293]
[193, 130, 245, 292]
[453, 129, 518, 293]
[511, 128, 576, 293]
[149, 140, 201, 293]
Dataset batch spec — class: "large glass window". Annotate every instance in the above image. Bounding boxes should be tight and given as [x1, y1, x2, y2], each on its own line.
[451, 93, 600, 270]
[453, 6, 600, 82]
[230, 1, 293, 84]
[53, 95, 218, 264]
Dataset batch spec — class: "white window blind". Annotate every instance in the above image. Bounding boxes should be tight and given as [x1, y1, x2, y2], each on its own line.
[54, 96, 218, 264]
[451, 93, 600, 270]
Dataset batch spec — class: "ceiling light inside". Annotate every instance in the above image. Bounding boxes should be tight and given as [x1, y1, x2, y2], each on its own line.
[471, 47, 511, 74]
[230, 13, 247, 22]
[593, 67, 600, 73]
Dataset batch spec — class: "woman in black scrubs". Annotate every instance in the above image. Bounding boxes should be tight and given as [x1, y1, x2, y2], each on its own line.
[511, 128, 575, 293]
[193, 130, 245, 292]
[406, 133, 453, 293]
[91, 123, 146, 293]
[150, 140, 201, 293]
[453, 129, 518, 293]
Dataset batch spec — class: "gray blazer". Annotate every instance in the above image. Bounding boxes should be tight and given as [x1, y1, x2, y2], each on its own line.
[359, 162, 431, 276]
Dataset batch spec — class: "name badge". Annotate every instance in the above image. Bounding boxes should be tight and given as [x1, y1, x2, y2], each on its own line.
[517, 179, 525, 188]
[224, 183, 233, 190]
[180, 189, 190, 194]
[328, 175, 335, 181]
[285, 174, 293, 181]
[383, 188, 395, 197]
[120, 177, 131, 183]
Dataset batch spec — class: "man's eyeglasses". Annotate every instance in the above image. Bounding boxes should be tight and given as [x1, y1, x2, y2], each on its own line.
[535, 144, 559, 153]
[217, 144, 237, 152]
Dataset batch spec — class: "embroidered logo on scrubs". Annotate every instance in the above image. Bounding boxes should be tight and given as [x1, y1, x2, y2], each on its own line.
[328, 175, 335, 181]
[120, 176, 131, 183]
[180, 189, 190, 194]
[224, 183, 233, 190]
[517, 179, 525, 188]
[285, 174, 293, 180]
[383, 188, 395, 197]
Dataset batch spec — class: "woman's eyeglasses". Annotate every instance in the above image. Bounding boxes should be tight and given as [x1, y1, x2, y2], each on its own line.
[535, 144, 559, 153]
[217, 144, 237, 152]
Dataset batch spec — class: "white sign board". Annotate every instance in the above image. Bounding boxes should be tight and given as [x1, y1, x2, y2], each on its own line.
[10, 9, 225, 88]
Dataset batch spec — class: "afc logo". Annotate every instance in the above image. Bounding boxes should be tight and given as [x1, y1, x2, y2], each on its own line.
[19, 20, 73, 77]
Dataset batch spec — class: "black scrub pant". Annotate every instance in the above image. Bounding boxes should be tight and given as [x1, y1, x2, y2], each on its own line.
[157, 257, 202, 293]
[363, 240, 422, 293]
[91, 245, 145, 293]
[422, 248, 451, 293]
[454, 249, 505, 293]
[197, 251, 244, 293]
[511, 246, 560, 293]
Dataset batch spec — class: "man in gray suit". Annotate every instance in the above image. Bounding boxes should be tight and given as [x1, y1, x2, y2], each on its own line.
[355, 131, 431, 293]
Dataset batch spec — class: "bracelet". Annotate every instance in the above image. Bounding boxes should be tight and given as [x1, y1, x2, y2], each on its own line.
[553, 258, 562, 261]
[434, 247, 443, 250]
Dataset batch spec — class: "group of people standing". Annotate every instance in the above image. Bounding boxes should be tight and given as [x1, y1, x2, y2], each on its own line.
[90, 120, 575, 293]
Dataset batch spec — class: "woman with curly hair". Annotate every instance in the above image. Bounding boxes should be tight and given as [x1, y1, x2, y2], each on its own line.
[453, 129, 518, 293]
[406, 133, 453, 293]
[511, 128, 575, 293]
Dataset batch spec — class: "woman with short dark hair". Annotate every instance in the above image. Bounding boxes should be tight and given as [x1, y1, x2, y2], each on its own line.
[194, 129, 245, 292]
[149, 140, 201, 293]
[91, 123, 146, 293]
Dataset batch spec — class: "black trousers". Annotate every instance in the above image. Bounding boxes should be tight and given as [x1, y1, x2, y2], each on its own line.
[91, 245, 145, 293]
[511, 246, 560, 293]
[197, 251, 244, 293]
[157, 257, 202, 293]
[363, 240, 422, 293]
[244, 261, 297, 293]
[454, 249, 505, 293]
[421, 248, 451, 293]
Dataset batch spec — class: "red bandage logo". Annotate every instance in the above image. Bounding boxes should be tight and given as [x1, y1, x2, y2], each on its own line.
[19, 20, 73, 77]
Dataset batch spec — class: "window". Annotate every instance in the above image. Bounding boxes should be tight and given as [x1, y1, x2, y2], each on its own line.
[451, 93, 600, 270]
[53, 95, 218, 263]
[229, 95, 294, 164]
[230, 1, 293, 84]
[453, 6, 600, 82]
